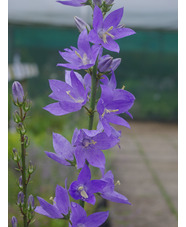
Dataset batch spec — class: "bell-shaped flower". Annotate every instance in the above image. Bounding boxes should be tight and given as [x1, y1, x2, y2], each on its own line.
[45, 133, 75, 166]
[57, 29, 101, 70]
[89, 6, 135, 52]
[100, 170, 131, 204]
[69, 164, 106, 205]
[35, 183, 70, 219]
[70, 202, 109, 227]
[44, 70, 89, 116]
[57, 0, 87, 7]
[72, 128, 119, 169]
[97, 71, 135, 136]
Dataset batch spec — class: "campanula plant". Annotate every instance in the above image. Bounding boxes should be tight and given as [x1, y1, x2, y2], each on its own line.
[11, 0, 136, 226]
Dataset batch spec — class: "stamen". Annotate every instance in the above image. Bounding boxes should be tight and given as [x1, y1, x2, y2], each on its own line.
[101, 108, 119, 118]
[115, 180, 121, 186]
[75, 51, 83, 60]
[91, 140, 97, 145]
[66, 90, 84, 104]
[122, 85, 125, 90]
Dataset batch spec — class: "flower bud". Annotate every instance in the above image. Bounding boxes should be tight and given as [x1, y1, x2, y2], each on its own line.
[17, 123, 26, 135]
[93, 0, 102, 6]
[13, 111, 21, 123]
[17, 191, 24, 206]
[28, 194, 35, 210]
[12, 148, 19, 161]
[11, 216, 18, 227]
[19, 176, 23, 189]
[98, 55, 113, 72]
[111, 58, 121, 71]
[28, 161, 34, 174]
[74, 16, 90, 32]
[12, 81, 24, 105]
[105, 0, 114, 4]
[23, 99, 32, 112]
[24, 136, 30, 148]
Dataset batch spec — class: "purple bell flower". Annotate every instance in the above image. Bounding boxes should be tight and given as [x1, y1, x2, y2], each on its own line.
[69, 164, 106, 205]
[57, 0, 87, 7]
[70, 202, 109, 226]
[43, 70, 89, 116]
[45, 132, 75, 166]
[35, 183, 70, 219]
[89, 6, 135, 52]
[12, 81, 24, 104]
[57, 29, 101, 70]
[72, 128, 119, 169]
[97, 71, 135, 136]
[100, 170, 131, 204]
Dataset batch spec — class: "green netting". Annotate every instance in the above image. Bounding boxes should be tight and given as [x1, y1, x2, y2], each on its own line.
[8, 24, 178, 121]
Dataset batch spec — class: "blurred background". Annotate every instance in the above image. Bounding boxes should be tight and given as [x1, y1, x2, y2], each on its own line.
[8, 0, 178, 226]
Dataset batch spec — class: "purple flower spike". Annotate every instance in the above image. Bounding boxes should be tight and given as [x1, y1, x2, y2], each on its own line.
[97, 71, 135, 136]
[45, 133, 75, 166]
[69, 164, 106, 204]
[12, 81, 24, 104]
[89, 6, 136, 52]
[35, 184, 70, 219]
[57, 0, 87, 7]
[100, 170, 131, 205]
[57, 29, 101, 70]
[43, 70, 89, 116]
[70, 202, 109, 227]
[72, 128, 119, 169]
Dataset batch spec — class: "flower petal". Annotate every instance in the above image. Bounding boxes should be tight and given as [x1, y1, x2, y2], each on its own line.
[36, 197, 63, 219]
[93, 6, 103, 31]
[84, 211, 109, 226]
[56, 185, 70, 215]
[102, 191, 131, 205]
[45, 151, 71, 166]
[102, 37, 120, 53]
[86, 149, 105, 169]
[75, 147, 86, 169]
[77, 30, 91, 53]
[103, 8, 123, 29]
[43, 103, 69, 116]
[111, 27, 136, 40]
[106, 114, 130, 128]
[78, 164, 91, 183]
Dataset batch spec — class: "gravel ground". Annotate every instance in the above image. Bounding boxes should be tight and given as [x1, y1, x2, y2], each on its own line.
[108, 121, 178, 227]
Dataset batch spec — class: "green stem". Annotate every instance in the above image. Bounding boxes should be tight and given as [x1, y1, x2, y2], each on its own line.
[20, 107, 28, 227]
[88, 62, 99, 130]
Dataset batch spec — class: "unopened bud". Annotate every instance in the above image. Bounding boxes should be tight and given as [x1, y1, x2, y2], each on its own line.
[17, 123, 26, 135]
[12, 81, 24, 105]
[93, 0, 102, 6]
[28, 161, 34, 174]
[19, 176, 23, 189]
[17, 191, 24, 206]
[11, 216, 18, 227]
[24, 136, 30, 148]
[28, 194, 35, 210]
[98, 55, 113, 72]
[13, 111, 21, 123]
[12, 148, 19, 161]
[105, 0, 114, 4]
[23, 99, 32, 112]
[74, 16, 90, 32]
[111, 58, 121, 71]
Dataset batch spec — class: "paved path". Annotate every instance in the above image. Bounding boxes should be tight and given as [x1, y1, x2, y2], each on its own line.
[108, 122, 178, 227]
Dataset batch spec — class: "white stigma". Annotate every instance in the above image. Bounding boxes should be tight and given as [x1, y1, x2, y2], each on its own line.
[78, 186, 88, 199]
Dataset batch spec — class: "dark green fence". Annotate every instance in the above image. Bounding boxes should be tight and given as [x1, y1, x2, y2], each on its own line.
[8, 23, 178, 121]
